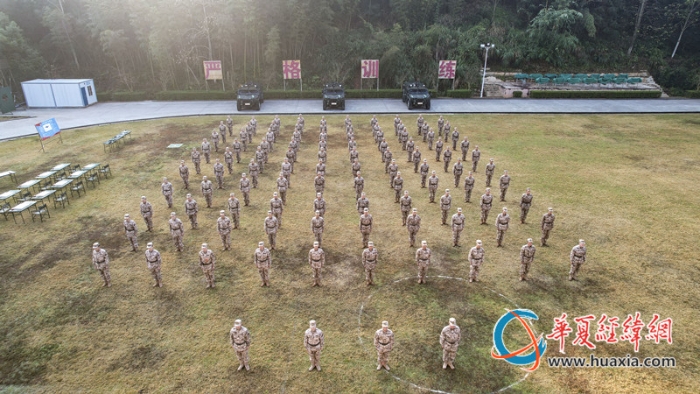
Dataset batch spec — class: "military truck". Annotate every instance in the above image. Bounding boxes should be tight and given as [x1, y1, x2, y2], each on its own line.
[322, 82, 345, 110]
[237, 82, 264, 111]
[402, 81, 431, 110]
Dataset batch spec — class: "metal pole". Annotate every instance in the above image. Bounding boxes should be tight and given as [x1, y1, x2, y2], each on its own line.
[480, 46, 489, 98]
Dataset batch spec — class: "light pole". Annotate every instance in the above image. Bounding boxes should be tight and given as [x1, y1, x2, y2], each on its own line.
[479, 43, 494, 98]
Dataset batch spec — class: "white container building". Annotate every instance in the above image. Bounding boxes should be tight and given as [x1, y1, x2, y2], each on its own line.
[21, 79, 98, 108]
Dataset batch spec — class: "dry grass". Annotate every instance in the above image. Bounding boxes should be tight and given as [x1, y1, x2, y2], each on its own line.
[0, 113, 699, 393]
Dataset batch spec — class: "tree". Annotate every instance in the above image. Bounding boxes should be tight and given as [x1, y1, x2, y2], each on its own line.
[0, 12, 46, 90]
[671, 0, 699, 57]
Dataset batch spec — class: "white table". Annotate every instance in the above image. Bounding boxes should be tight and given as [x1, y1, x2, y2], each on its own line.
[0, 189, 21, 203]
[50, 178, 75, 194]
[51, 163, 72, 171]
[36, 170, 57, 180]
[68, 169, 89, 180]
[0, 171, 17, 184]
[17, 179, 41, 193]
[32, 189, 56, 203]
[8, 200, 37, 224]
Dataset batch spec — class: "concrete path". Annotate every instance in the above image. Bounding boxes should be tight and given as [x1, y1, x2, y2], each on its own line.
[2, 98, 699, 141]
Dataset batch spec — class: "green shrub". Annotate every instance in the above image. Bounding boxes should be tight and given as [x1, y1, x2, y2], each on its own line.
[264, 90, 322, 99]
[154, 90, 236, 100]
[109, 91, 152, 101]
[685, 90, 700, 98]
[529, 90, 661, 99]
[443, 90, 473, 98]
[512, 91, 523, 98]
[345, 89, 403, 99]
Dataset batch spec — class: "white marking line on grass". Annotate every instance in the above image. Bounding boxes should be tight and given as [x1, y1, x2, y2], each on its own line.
[358, 275, 530, 394]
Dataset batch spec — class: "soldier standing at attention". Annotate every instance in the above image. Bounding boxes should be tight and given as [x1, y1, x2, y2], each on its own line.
[460, 137, 470, 161]
[315, 193, 327, 217]
[520, 238, 536, 281]
[91, 242, 111, 287]
[362, 241, 378, 286]
[179, 160, 190, 189]
[218, 120, 227, 143]
[254, 241, 272, 286]
[499, 170, 511, 202]
[309, 242, 325, 287]
[374, 321, 395, 370]
[314, 173, 325, 195]
[443, 147, 452, 173]
[227, 193, 240, 229]
[311, 210, 324, 247]
[394, 114, 401, 136]
[541, 208, 555, 246]
[471, 145, 481, 172]
[443, 120, 451, 141]
[480, 188, 493, 225]
[422, 122, 429, 142]
[240, 128, 248, 151]
[453, 159, 463, 187]
[359, 208, 373, 248]
[217, 210, 232, 251]
[416, 114, 424, 135]
[254, 146, 265, 174]
[264, 211, 279, 250]
[356, 192, 368, 215]
[400, 191, 412, 226]
[495, 207, 510, 247]
[412, 147, 422, 173]
[201, 176, 213, 208]
[161, 177, 173, 209]
[315, 159, 326, 177]
[437, 115, 445, 135]
[388, 159, 398, 187]
[233, 139, 242, 163]
[270, 192, 284, 228]
[451, 127, 459, 150]
[452, 208, 465, 247]
[226, 116, 234, 136]
[248, 159, 259, 189]
[440, 189, 452, 225]
[468, 240, 485, 282]
[428, 171, 439, 203]
[277, 173, 289, 205]
[304, 320, 324, 371]
[191, 147, 202, 175]
[435, 137, 444, 161]
[212, 128, 220, 152]
[354, 171, 365, 200]
[124, 213, 138, 251]
[420, 159, 430, 188]
[485, 158, 495, 187]
[285, 148, 296, 172]
[406, 138, 415, 162]
[569, 239, 587, 281]
[214, 159, 225, 189]
[239, 173, 251, 206]
[427, 128, 435, 150]
[140, 196, 154, 232]
[392, 172, 404, 203]
[464, 171, 475, 202]
[440, 318, 461, 369]
[199, 243, 216, 288]
[185, 193, 198, 229]
[224, 147, 234, 174]
[230, 319, 251, 371]
[145, 242, 163, 287]
[520, 188, 533, 224]
[168, 212, 185, 252]
[407, 208, 421, 247]
[416, 240, 431, 284]
[202, 138, 212, 164]
[282, 158, 292, 186]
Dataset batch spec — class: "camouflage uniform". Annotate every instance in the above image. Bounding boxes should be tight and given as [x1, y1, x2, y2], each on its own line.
[392, 175, 403, 203]
[394, 116, 401, 135]
[224, 149, 234, 174]
[304, 325, 325, 370]
[230, 324, 251, 371]
[374, 326, 394, 369]
[226, 117, 233, 136]
[309, 247, 325, 286]
[254, 148, 265, 173]
[162, 180, 173, 208]
[427, 129, 435, 150]
[412, 149, 422, 173]
[145, 247, 163, 287]
[248, 161, 260, 188]
[383, 150, 393, 172]
[239, 176, 251, 206]
[471, 148, 481, 172]
[315, 196, 327, 217]
[314, 175, 325, 194]
[416, 115, 424, 135]
[277, 176, 289, 204]
[228, 196, 240, 229]
[440, 193, 452, 225]
[201, 179, 213, 208]
[199, 247, 216, 287]
[202, 140, 211, 163]
[285, 150, 296, 172]
[359, 212, 373, 248]
[421, 123, 429, 142]
[453, 161, 463, 187]
[92, 246, 111, 287]
[124, 218, 138, 251]
[460, 138, 470, 161]
[443, 148, 452, 173]
[388, 162, 398, 186]
[427, 173, 439, 203]
[569, 242, 587, 280]
[191, 149, 201, 174]
[255, 246, 272, 286]
[264, 215, 279, 249]
[233, 140, 242, 163]
[356, 196, 368, 215]
[318, 148, 327, 164]
[219, 122, 227, 142]
[140, 200, 154, 231]
[217, 215, 232, 250]
[400, 129, 409, 150]
[406, 139, 415, 162]
[415, 245, 431, 284]
[437, 116, 445, 134]
[212, 130, 220, 152]
[443, 122, 451, 141]
[169, 216, 185, 251]
[435, 139, 443, 161]
[315, 161, 326, 177]
[311, 215, 325, 247]
[520, 191, 533, 224]
[214, 161, 225, 189]
[185, 198, 198, 229]
[520, 242, 536, 281]
[362, 246, 378, 285]
[464, 174, 475, 202]
[468, 244, 485, 282]
[541, 211, 555, 246]
[270, 197, 284, 227]
[451, 129, 460, 150]
[354, 175, 364, 200]
[407, 212, 421, 247]
[440, 323, 462, 369]
[495, 210, 510, 246]
[480, 192, 493, 224]
[499, 173, 511, 201]
[240, 129, 248, 151]
[420, 161, 430, 187]
[400, 194, 412, 226]
[179, 163, 190, 189]
[485, 160, 495, 187]
[351, 160, 361, 177]
[451, 211, 466, 247]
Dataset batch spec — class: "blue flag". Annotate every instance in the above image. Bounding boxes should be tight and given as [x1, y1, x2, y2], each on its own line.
[35, 118, 61, 140]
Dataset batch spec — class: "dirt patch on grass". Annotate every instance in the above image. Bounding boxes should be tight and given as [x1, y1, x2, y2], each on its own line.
[108, 344, 167, 372]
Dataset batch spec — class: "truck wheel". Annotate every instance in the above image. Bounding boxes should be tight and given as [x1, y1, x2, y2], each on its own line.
[408, 101, 413, 110]
[237, 102, 242, 111]
[323, 102, 327, 110]
[426, 100, 431, 110]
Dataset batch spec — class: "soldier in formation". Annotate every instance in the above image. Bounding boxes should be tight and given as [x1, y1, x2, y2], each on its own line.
[415, 240, 431, 284]
[239, 173, 251, 206]
[388, 160, 398, 186]
[435, 137, 444, 161]
[214, 159, 225, 189]
[356, 192, 368, 215]
[480, 188, 493, 224]
[471, 146, 481, 172]
[520, 188, 533, 224]
[226, 116, 233, 136]
[224, 147, 234, 174]
[453, 159, 463, 187]
[427, 127, 435, 150]
[230, 319, 251, 371]
[460, 137, 470, 161]
[168, 212, 185, 252]
[191, 147, 201, 175]
[428, 171, 439, 203]
[485, 158, 495, 187]
[254, 241, 271, 286]
[179, 160, 190, 189]
[304, 320, 324, 371]
[277, 173, 289, 204]
[443, 147, 452, 173]
[440, 189, 452, 225]
[406, 138, 415, 162]
[202, 138, 211, 163]
[400, 190, 412, 226]
[311, 210, 325, 247]
[569, 239, 587, 281]
[499, 170, 511, 201]
[362, 241, 378, 286]
[315, 193, 327, 217]
[392, 172, 404, 203]
[451, 127, 460, 150]
[354, 171, 365, 200]
[270, 192, 284, 227]
[309, 242, 325, 287]
[420, 159, 430, 188]
[440, 318, 461, 369]
[520, 238, 536, 281]
[412, 148, 422, 173]
[468, 240, 485, 282]
[264, 211, 279, 250]
[452, 207, 465, 247]
[201, 176, 214, 208]
[185, 193, 198, 229]
[316, 159, 326, 177]
[282, 158, 292, 187]
[91, 242, 111, 287]
[145, 242, 163, 287]
[464, 171, 475, 202]
[217, 210, 232, 250]
[541, 208, 555, 246]
[407, 208, 421, 247]
[212, 128, 220, 152]
[161, 177, 173, 208]
[314, 172, 325, 194]
[199, 243, 216, 288]
[240, 128, 248, 151]
[495, 207, 510, 247]
[374, 321, 395, 370]
[140, 196, 154, 232]
[233, 139, 242, 163]
[227, 193, 240, 229]
[359, 208, 373, 248]
[123, 213, 138, 251]
[437, 115, 445, 135]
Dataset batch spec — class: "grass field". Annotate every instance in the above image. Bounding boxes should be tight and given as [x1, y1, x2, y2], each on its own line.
[0, 113, 699, 393]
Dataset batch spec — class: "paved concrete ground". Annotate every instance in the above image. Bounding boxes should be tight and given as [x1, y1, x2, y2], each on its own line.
[2, 98, 699, 141]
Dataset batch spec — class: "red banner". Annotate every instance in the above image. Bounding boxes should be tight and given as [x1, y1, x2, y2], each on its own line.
[438, 60, 457, 79]
[361, 59, 379, 79]
[282, 60, 302, 80]
[204, 61, 223, 80]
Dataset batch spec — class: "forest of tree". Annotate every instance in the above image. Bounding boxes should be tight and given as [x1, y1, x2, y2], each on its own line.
[1, 0, 698, 98]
